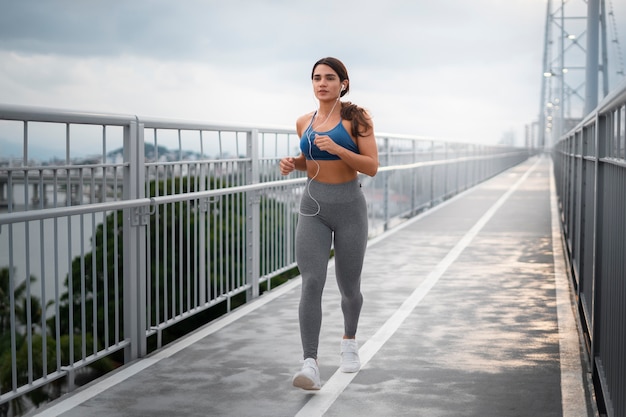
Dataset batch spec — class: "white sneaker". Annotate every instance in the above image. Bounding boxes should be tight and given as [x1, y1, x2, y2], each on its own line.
[340, 339, 361, 373]
[292, 358, 321, 390]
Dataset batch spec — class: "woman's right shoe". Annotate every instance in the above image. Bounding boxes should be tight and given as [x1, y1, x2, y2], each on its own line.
[292, 358, 321, 390]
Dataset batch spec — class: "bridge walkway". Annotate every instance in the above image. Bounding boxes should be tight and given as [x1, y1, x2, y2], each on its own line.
[31, 156, 594, 417]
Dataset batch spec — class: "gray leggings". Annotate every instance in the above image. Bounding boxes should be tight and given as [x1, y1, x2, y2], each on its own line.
[296, 178, 368, 360]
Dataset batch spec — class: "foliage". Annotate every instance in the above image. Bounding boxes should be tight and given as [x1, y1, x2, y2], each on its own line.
[1, 173, 294, 416]
[0, 268, 57, 416]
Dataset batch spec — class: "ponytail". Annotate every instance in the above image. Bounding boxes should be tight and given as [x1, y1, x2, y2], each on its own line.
[341, 102, 372, 138]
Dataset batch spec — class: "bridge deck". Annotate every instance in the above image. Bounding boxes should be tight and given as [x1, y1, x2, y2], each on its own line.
[31, 156, 593, 417]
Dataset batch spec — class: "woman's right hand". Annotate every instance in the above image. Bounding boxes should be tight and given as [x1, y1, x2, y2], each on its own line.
[280, 157, 295, 176]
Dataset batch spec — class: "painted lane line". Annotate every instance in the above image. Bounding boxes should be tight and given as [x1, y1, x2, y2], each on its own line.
[295, 158, 541, 417]
[32, 169, 488, 417]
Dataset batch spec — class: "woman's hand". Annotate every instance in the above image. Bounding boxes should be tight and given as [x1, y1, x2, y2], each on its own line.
[280, 157, 296, 176]
[313, 134, 339, 155]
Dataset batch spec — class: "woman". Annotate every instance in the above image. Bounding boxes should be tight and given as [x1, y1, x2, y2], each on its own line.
[279, 57, 379, 390]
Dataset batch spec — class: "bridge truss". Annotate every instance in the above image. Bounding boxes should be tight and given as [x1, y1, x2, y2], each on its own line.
[538, 0, 625, 148]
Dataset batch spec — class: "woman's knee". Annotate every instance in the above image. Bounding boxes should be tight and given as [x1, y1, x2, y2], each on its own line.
[301, 275, 326, 297]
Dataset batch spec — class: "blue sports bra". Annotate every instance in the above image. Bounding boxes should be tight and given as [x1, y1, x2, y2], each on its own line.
[300, 113, 359, 161]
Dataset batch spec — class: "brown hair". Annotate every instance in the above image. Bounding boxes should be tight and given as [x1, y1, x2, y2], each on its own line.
[311, 57, 372, 138]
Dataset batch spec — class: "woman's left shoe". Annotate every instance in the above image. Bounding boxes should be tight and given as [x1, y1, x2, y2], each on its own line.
[340, 339, 361, 373]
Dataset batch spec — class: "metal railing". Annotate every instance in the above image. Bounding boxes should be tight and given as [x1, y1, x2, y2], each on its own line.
[0, 103, 531, 414]
[552, 79, 626, 417]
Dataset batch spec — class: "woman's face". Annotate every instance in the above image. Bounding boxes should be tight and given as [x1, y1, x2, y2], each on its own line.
[312, 64, 343, 101]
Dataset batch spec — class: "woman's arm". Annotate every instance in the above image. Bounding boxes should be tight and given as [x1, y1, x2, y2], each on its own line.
[279, 116, 310, 175]
[313, 117, 379, 177]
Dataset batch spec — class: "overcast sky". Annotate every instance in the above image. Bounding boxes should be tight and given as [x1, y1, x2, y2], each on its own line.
[1, 0, 625, 149]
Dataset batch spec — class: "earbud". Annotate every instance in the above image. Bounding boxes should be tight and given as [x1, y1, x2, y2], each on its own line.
[341, 84, 346, 91]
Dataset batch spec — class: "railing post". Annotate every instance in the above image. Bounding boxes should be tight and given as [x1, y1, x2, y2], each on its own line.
[123, 119, 147, 362]
[430, 140, 435, 207]
[411, 140, 417, 215]
[382, 137, 390, 231]
[246, 129, 260, 301]
[443, 142, 449, 200]
[198, 134, 207, 306]
[590, 111, 604, 367]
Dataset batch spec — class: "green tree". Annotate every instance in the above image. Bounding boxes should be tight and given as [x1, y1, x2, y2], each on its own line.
[56, 174, 292, 372]
[0, 268, 55, 416]
[1, 175, 295, 415]
[0, 268, 36, 336]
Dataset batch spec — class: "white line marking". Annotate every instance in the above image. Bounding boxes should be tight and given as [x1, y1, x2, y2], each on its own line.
[31, 172, 492, 417]
[33, 160, 540, 417]
[549, 159, 590, 417]
[295, 158, 541, 417]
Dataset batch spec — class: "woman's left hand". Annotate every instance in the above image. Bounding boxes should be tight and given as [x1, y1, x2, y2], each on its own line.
[314, 134, 339, 155]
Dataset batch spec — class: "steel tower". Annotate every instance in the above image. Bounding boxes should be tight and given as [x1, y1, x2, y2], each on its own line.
[538, 0, 622, 148]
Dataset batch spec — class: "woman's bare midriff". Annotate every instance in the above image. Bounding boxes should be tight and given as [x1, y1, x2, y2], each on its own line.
[306, 160, 358, 184]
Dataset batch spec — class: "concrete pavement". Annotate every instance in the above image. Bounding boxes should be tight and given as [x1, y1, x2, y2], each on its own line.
[31, 156, 594, 417]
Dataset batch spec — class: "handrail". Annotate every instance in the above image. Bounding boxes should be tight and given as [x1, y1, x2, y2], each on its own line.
[552, 78, 626, 417]
[0, 103, 137, 125]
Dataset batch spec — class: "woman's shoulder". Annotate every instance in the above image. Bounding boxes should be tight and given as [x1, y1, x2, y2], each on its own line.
[340, 102, 373, 138]
[296, 111, 315, 135]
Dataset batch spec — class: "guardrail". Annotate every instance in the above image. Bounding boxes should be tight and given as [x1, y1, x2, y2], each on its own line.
[552, 79, 626, 417]
[0, 104, 531, 415]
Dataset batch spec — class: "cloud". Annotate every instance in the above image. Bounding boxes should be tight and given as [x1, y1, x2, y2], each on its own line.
[1, 1, 209, 60]
[1, 0, 625, 149]
[0, 0, 544, 65]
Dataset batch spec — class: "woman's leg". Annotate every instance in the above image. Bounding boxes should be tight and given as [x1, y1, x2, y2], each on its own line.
[296, 213, 333, 360]
[332, 191, 368, 338]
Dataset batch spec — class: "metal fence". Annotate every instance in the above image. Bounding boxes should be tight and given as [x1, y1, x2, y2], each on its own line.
[0, 103, 530, 414]
[552, 79, 626, 417]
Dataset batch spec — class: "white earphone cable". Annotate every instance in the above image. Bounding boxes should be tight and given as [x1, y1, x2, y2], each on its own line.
[299, 92, 341, 217]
